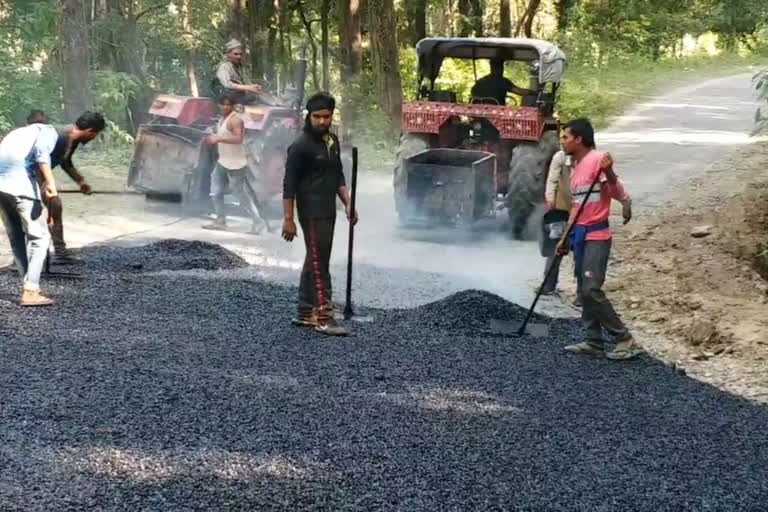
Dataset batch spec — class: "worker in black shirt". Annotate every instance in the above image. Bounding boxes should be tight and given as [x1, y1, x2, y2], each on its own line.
[27, 110, 104, 264]
[282, 92, 358, 336]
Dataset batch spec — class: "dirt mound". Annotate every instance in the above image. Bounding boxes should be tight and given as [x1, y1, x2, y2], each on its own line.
[81, 239, 249, 273]
[599, 141, 768, 402]
[411, 289, 549, 333]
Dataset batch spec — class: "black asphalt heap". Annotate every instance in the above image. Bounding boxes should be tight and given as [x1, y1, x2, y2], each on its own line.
[1, 240, 767, 511]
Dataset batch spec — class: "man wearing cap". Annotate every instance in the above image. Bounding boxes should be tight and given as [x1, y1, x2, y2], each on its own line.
[282, 92, 358, 336]
[213, 39, 262, 105]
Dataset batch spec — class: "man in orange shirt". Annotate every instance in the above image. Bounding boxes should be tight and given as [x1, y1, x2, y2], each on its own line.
[556, 118, 642, 360]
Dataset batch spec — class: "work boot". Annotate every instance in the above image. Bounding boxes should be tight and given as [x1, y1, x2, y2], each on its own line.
[564, 341, 604, 355]
[314, 317, 347, 337]
[21, 287, 54, 307]
[202, 219, 227, 231]
[606, 336, 645, 360]
[292, 311, 317, 327]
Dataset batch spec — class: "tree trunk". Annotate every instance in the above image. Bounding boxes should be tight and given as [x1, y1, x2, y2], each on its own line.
[555, 0, 575, 32]
[338, 0, 362, 78]
[59, 0, 92, 120]
[367, 0, 403, 135]
[247, 0, 272, 83]
[415, 0, 427, 43]
[500, 0, 512, 37]
[321, 0, 330, 91]
[470, 0, 483, 36]
[404, 0, 427, 45]
[181, 0, 199, 96]
[226, 0, 246, 43]
[297, 0, 320, 90]
[458, 0, 471, 37]
[516, 0, 542, 38]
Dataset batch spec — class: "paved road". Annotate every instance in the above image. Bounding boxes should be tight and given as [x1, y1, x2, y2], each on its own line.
[31, 71, 763, 313]
[2, 244, 767, 510]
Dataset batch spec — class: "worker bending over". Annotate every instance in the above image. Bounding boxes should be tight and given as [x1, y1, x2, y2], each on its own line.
[0, 121, 58, 306]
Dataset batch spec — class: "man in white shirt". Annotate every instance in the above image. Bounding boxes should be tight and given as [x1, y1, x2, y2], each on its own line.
[0, 122, 59, 306]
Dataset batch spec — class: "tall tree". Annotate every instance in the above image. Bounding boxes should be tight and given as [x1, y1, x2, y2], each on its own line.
[338, 0, 362, 78]
[321, 0, 331, 90]
[404, 0, 428, 45]
[181, 0, 199, 96]
[59, 0, 92, 120]
[500, 0, 512, 37]
[367, 0, 403, 134]
[516, 0, 542, 38]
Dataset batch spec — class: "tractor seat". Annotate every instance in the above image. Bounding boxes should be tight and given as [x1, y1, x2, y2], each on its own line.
[429, 90, 457, 103]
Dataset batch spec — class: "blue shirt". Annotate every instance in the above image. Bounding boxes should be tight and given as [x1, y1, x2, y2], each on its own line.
[0, 123, 58, 200]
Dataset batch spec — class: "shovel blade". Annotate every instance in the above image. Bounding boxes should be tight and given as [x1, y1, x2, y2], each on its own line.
[489, 319, 549, 338]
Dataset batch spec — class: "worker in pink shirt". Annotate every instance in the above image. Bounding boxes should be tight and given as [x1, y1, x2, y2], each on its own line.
[556, 118, 643, 360]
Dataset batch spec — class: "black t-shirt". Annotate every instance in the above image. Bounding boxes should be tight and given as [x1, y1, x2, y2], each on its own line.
[49, 127, 78, 170]
[471, 74, 515, 105]
[283, 130, 345, 220]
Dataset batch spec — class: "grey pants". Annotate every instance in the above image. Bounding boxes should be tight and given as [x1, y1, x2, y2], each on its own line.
[0, 192, 51, 290]
[210, 164, 266, 229]
[578, 240, 630, 344]
[298, 216, 335, 321]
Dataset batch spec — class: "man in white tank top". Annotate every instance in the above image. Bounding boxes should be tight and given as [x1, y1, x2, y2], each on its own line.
[202, 91, 268, 234]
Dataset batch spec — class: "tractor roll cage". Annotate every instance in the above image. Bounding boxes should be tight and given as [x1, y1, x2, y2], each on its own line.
[416, 37, 567, 86]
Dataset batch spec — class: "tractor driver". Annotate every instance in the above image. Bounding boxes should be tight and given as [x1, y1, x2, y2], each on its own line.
[471, 58, 535, 106]
[214, 39, 263, 105]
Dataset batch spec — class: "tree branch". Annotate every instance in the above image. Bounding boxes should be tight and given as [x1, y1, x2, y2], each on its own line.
[135, 2, 168, 22]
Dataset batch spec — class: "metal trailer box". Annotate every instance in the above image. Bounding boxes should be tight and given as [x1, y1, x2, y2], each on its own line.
[402, 148, 496, 226]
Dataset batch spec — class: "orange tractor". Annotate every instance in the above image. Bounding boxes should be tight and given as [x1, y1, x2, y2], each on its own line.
[394, 38, 566, 238]
[128, 58, 350, 217]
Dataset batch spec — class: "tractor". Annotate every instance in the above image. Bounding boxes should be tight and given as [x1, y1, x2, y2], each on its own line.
[128, 57, 350, 217]
[393, 37, 566, 239]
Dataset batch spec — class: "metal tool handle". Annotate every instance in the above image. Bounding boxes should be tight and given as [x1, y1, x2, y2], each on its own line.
[517, 169, 602, 336]
[344, 147, 359, 320]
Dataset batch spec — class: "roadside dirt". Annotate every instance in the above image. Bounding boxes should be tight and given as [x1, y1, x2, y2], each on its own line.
[560, 140, 768, 403]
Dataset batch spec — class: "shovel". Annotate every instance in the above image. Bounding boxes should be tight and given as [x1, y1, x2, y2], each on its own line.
[343, 147, 373, 323]
[491, 170, 602, 338]
[58, 189, 183, 203]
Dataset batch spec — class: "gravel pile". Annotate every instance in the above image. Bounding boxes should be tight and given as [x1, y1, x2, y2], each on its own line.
[79, 239, 248, 272]
[1, 240, 767, 510]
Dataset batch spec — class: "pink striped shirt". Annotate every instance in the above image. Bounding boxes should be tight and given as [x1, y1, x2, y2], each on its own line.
[570, 150, 630, 241]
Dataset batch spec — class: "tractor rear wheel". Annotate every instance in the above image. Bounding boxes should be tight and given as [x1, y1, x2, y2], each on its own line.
[393, 134, 429, 224]
[506, 130, 559, 240]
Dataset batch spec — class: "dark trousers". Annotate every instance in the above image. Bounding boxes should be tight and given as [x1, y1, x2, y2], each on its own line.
[543, 254, 560, 293]
[578, 240, 630, 343]
[43, 195, 65, 253]
[298, 216, 336, 320]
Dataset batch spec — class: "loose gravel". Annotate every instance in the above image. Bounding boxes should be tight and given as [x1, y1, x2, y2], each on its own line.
[1, 240, 767, 511]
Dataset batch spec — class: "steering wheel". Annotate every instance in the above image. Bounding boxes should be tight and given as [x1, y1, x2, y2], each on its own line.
[505, 93, 519, 106]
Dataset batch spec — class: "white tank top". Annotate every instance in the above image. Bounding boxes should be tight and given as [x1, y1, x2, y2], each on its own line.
[217, 112, 248, 170]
